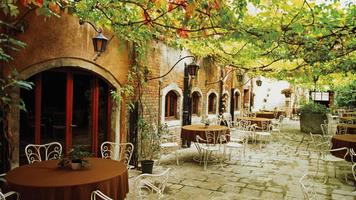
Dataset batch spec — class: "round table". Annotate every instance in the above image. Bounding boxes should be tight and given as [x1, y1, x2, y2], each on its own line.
[331, 134, 356, 161]
[5, 157, 129, 200]
[337, 123, 356, 134]
[256, 112, 275, 119]
[236, 117, 272, 128]
[181, 124, 230, 143]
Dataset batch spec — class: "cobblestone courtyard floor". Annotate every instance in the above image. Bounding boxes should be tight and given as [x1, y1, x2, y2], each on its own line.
[129, 120, 356, 200]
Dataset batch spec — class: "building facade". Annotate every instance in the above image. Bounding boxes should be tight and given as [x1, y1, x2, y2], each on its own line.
[1, 10, 251, 168]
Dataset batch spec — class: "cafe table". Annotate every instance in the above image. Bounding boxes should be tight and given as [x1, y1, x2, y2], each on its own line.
[181, 124, 230, 143]
[5, 157, 129, 200]
[331, 134, 356, 161]
[181, 124, 230, 163]
[255, 112, 275, 119]
[236, 116, 272, 128]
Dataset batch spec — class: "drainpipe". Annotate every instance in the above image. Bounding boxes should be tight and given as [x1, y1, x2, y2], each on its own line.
[157, 79, 162, 128]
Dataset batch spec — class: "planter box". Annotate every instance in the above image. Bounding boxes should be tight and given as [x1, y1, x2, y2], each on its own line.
[300, 112, 327, 134]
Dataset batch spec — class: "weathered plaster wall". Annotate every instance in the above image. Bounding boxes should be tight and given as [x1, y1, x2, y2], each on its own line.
[4, 12, 130, 85]
[2, 10, 132, 167]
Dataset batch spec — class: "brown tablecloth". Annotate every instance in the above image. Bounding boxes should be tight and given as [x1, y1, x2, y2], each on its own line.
[6, 157, 129, 200]
[331, 134, 356, 161]
[337, 124, 356, 134]
[256, 112, 275, 119]
[236, 117, 272, 128]
[181, 125, 230, 143]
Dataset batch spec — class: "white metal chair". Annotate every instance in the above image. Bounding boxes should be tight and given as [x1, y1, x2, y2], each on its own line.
[0, 173, 19, 200]
[101, 142, 134, 170]
[255, 124, 272, 149]
[0, 191, 19, 200]
[158, 134, 179, 166]
[25, 142, 62, 164]
[223, 130, 247, 161]
[309, 132, 349, 182]
[350, 148, 356, 164]
[299, 173, 317, 200]
[90, 190, 113, 200]
[133, 168, 171, 200]
[255, 120, 270, 132]
[195, 131, 224, 171]
[336, 125, 348, 134]
[320, 123, 333, 142]
[271, 122, 281, 134]
[352, 163, 356, 195]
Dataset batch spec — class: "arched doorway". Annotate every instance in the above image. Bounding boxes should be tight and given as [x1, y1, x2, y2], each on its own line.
[19, 67, 113, 165]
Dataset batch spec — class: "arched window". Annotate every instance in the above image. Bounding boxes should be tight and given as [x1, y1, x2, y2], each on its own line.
[191, 92, 200, 116]
[208, 93, 217, 114]
[165, 91, 178, 119]
[234, 92, 240, 111]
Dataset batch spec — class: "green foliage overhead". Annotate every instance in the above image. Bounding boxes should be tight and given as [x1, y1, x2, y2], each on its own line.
[1, 0, 355, 88]
[334, 80, 356, 108]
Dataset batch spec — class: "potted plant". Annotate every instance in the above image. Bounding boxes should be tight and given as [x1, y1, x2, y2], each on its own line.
[69, 145, 92, 170]
[138, 118, 161, 174]
[281, 88, 293, 98]
[200, 116, 211, 128]
[299, 102, 329, 134]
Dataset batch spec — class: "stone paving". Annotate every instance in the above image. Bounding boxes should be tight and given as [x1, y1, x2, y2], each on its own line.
[129, 120, 356, 200]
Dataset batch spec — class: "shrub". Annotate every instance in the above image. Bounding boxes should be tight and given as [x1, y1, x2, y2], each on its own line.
[299, 102, 329, 114]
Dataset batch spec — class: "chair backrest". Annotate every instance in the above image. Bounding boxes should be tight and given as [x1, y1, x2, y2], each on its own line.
[337, 125, 348, 134]
[353, 163, 356, 182]
[320, 123, 328, 136]
[100, 142, 134, 169]
[299, 173, 317, 200]
[259, 121, 270, 131]
[205, 131, 218, 145]
[90, 190, 113, 200]
[350, 148, 356, 164]
[25, 142, 62, 164]
[309, 132, 328, 152]
[134, 168, 171, 200]
[278, 115, 285, 123]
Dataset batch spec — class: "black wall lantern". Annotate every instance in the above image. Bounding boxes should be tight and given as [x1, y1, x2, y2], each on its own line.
[92, 32, 108, 53]
[186, 61, 199, 78]
[236, 73, 243, 82]
[256, 79, 262, 86]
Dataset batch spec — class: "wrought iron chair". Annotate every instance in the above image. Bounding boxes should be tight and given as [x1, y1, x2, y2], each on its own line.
[255, 120, 270, 133]
[158, 133, 180, 166]
[299, 173, 317, 200]
[100, 142, 134, 170]
[0, 173, 19, 200]
[320, 123, 333, 141]
[0, 191, 19, 200]
[350, 148, 356, 164]
[25, 142, 62, 164]
[90, 190, 113, 200]
[133, 168, 171, 200]
[195, 131, 224, 171]
[352, 163, 356, 195]
[336, 125, 348, 134]
[309, 132, 349, 182]
[223, 129, 247, 161]
[255, 124, 272, 149]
